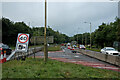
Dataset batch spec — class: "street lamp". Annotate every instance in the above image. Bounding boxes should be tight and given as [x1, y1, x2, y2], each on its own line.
[84, 22, 92, 49]
[82, 34, 83, 45]
[77, 27, 80, 47]
[85, 33, 87, 46]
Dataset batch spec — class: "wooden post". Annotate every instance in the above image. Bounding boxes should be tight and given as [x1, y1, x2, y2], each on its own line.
[44, 0, 48, 62]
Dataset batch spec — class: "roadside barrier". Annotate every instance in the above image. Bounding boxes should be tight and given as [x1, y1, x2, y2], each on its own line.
[7, 47, 43, 61]
[77, 49, 120, 66]
[0, 48, 4, 63]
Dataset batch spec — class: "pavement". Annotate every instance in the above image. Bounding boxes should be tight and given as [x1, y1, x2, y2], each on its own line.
[28, 48, 120, 72]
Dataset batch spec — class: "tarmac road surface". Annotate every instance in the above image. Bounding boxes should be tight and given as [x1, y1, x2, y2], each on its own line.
[30, 48, 120, 72]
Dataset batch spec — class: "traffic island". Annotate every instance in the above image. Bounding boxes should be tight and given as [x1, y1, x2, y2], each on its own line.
[2, 58, 120, 78]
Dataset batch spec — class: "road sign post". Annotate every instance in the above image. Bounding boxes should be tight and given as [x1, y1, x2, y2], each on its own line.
[15, 33, 29, 60]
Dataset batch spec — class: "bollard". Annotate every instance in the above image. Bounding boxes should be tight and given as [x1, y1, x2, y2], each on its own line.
[0, 48, 4, 63]
[3, 50, 6, 62]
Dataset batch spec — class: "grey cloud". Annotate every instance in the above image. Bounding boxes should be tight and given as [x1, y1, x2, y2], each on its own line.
[2, 2, 118, 36]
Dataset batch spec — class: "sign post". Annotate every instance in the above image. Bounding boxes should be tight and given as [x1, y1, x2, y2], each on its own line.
[15, 33, 29, 60]
[44, 0, 48, 62]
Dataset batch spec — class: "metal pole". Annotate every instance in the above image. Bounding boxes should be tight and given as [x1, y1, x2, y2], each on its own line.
[34, 36, 35, 59]
[77, 34, 78, 47]
[77, 27, 79, 47]
[85, 33, 87, 46]
[90, 22, 92, 49]
[44, 0, 48, 62]
[84, 22, 91, 48]
[29, 22, 30, 27]
[82, 34, 83, 45]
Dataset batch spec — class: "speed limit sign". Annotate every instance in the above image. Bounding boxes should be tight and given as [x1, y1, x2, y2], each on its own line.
[18, 34, 29, 43]
[15, 33, 29, 52]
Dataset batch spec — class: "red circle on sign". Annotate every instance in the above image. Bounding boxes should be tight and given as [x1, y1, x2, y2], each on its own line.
[18, 34, 29, 43]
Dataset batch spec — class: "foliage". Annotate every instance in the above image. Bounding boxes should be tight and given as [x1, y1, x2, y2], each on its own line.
[2, 58, 119, 78]
[91, 18, 120, 48]
[72, 18, 120, 48]
[1, 18, 70, 46]
[1, 17, 120, 49]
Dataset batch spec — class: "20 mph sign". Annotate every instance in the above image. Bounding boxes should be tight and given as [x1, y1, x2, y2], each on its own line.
[15, 33, 29, 52]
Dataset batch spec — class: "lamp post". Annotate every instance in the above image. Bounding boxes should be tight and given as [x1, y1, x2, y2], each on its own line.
[77, 27, 79, 47]
[84, 22, 92, 49]
[82, 34, 83, 45]
[85, 33, 87, 46]
[44, 0, 48, 62]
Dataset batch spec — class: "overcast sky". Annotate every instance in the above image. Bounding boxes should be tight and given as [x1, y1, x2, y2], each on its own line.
[2, 1, 118, 36]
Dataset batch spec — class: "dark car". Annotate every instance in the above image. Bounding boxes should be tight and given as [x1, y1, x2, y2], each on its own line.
[0, 43, 12, 55]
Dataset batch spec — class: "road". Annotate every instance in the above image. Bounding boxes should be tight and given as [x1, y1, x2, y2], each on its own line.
[30, 48, 120, 72]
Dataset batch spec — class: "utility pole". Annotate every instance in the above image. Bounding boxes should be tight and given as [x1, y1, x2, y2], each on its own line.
[77, 34, 78, 47]
[90, 22, 92, 49]
[28, 22, 30, 27]
[84, 22, 92, 49]
[85, 33, 87, 46]
[77, 27, 80, 47]
[44, 0, 48, 62]
[82, 34, 83, 45]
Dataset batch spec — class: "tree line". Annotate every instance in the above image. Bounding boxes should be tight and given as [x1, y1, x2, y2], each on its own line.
[1, 17, 120, 49]
[1, 17, 69, 46]
[72, 17, 120, 49]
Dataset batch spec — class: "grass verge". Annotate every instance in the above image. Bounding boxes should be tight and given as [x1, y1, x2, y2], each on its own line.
[2, 58, 120, 78]
[86, 48, 101, 52]
[47, 46, 61, 51]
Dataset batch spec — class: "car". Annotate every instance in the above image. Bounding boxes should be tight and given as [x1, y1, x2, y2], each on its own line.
[71, 45, 77, 53]
[79, 45, 86, 50]
[71, 47, 77, 53]
[0, 43, 12, 55]
[101, 47, 119, 56]
[47, 44, 49, 46]
[72, 45, 77, 48]
[67, 45, 72, 49]
[61, 43, 64, 46]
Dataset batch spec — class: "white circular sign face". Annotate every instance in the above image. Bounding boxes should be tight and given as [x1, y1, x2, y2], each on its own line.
[18, 34, 29, 43]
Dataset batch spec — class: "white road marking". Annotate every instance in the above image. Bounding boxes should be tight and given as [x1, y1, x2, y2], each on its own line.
[90, 64, 104, 65]
[74, 56, 79, 57]
[69, 61, 76, 62]
[97, 67, 119, 69]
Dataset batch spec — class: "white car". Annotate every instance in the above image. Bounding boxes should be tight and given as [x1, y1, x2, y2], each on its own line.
[79, 45, 86, 50]
[101, 47, 119, 56]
